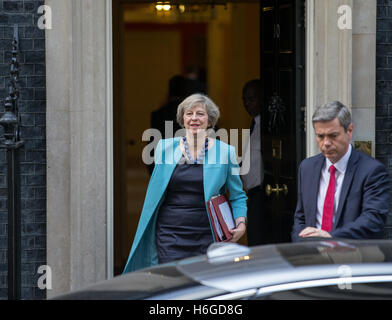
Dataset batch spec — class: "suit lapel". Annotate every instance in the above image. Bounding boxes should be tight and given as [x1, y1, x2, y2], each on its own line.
[333, 148, 359, 229]
[309, 155, 324, 227]
[203, 139, 220, 201]
[144, 138, 182, 214]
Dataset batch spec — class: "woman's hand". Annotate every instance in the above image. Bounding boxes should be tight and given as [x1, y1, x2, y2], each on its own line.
[229, 218, 246, 243]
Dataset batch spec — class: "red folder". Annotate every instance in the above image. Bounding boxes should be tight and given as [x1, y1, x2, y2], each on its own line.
[206, 195, 236, 242]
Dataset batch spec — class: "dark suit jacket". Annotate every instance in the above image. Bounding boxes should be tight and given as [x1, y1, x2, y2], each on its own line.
[292, 148, 390, 242]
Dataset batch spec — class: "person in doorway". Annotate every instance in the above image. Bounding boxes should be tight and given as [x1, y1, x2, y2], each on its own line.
[240, 79, 265, 246]
[185, 65, 207, 94]
[148, 75, 208, 174]
[123, 93, 247, 273]
[148, 75, 188, 174]
[292, 101, 390, 241]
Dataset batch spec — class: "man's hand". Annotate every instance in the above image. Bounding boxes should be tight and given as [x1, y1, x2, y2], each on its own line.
[299, 227, 332, 238]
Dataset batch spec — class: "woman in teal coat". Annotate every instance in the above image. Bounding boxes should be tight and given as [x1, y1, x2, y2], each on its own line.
[123, 93, 248, 273]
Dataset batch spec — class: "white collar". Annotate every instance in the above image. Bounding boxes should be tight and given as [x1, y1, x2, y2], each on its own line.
[325, 144, 352, 174]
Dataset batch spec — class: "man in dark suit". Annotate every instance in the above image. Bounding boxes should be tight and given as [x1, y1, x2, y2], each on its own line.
[240, 80, 265, 246]
[292, 101, 390, 241]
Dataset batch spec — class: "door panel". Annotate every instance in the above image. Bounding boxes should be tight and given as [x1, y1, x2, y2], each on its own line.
[260, 0, 305, 243]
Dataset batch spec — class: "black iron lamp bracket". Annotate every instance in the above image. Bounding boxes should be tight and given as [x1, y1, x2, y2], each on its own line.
[0, 24, 25, 300]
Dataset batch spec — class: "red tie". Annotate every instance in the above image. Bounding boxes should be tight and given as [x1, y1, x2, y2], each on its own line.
[321, 165, 336, 232]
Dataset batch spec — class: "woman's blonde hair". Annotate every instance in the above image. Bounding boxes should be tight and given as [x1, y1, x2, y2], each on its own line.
[176, 93, 220, 129]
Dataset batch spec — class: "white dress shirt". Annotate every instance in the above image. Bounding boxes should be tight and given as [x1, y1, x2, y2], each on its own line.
[240, 115, 264, 190]
[315, 144, 352, 229]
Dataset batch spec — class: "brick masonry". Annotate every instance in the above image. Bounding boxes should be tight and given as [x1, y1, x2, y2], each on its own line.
[377, 0, 392, 240]
[0, 0, 46, 299]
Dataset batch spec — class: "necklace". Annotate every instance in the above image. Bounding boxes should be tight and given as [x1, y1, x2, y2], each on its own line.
[182, 136, 209, 164]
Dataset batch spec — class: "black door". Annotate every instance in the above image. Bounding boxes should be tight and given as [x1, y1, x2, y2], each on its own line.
[259, 0, 306, 243]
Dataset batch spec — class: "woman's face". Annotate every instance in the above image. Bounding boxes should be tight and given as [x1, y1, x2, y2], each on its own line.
[183, 103, 209, 135]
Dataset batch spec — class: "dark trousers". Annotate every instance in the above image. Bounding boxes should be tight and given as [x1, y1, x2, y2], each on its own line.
[246, 186, 264, 247]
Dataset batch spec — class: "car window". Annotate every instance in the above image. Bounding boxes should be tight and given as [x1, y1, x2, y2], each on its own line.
[276, 241, 392, 267]
[253, 281, 392, 300]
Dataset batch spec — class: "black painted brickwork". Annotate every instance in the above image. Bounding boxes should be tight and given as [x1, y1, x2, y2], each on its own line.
[377, 0, 392, 240]
[0, 0, 46, 299]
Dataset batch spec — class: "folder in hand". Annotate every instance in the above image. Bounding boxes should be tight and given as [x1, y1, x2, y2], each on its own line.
[206, 194, 236, 242]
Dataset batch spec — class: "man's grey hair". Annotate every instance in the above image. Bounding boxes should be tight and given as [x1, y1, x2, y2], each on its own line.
[177, 93, 220, 128]
[312, 101, 352, 131]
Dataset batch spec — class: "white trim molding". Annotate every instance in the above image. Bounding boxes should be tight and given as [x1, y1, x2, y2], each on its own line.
[305, 0, 353, 157]
[306, 0, 376, 158]
[105, 0, 114, 280]
[46, 0, 113, 297]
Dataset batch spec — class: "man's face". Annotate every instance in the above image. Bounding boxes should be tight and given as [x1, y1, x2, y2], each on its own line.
[314, 118, 353, 163]
[242, 87, 261, 117]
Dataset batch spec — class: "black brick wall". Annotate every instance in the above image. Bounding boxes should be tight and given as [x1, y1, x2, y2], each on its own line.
[377, 0, 392, 240]
[0, 0, 46, 299]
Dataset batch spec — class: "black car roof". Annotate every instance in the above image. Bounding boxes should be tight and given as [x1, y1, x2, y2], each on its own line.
[177, 240, 392, 292]
[54, 239, 392, 299]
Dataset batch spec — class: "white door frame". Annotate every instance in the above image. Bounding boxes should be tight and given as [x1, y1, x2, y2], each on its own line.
[46, 0, 114, 297]
[305, 0, 353, 157]
[105, 0, 114, 280]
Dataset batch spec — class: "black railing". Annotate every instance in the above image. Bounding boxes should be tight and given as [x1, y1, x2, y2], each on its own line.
[0, 25, 24, 300]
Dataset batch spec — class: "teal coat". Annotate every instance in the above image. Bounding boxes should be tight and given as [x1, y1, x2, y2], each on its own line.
[123, 137, 247, 273]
